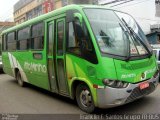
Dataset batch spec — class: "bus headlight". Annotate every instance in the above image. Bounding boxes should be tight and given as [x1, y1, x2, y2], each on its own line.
[103, 79, 129, 88]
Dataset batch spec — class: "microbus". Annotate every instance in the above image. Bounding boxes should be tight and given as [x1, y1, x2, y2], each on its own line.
[1, 5, 159, 113]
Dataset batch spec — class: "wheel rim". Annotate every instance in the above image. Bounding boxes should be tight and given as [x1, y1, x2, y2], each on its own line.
[80, 89, 92, 108]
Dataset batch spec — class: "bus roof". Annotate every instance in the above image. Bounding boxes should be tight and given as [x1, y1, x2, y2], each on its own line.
[1, 4, 112, 34]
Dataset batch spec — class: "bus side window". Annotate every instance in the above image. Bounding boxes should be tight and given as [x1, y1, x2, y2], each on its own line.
[67, 22, 81, 56]
[31, 22, 44, 50]
[17, 27, 30, 50]
[7, 32, 17, 51]
[74, 18, 98, 64]
[57, 21, 64, 55]
[48, 24, 54, 56]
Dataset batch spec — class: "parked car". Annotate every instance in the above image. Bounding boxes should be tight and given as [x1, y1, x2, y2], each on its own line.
[153, 48, 160, 68]
[151, 44, 160, 67]
[153, 49, 160, 82]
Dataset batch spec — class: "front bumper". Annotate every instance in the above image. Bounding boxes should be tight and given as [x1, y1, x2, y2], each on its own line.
[96, 75, 159, 108]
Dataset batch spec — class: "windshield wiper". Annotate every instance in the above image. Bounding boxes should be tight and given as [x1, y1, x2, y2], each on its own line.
[121, 18, 152, 58]
[119, 23, 131, 62]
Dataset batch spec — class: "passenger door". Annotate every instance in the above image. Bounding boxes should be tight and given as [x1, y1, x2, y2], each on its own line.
[55, 18, 69, 95]
[47, 21, 58, 93]
[47, 17, 69, 95]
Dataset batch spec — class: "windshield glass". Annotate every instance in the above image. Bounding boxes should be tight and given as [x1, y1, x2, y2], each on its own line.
[115, 11, 152, 53]
[84, 9, 150, 58]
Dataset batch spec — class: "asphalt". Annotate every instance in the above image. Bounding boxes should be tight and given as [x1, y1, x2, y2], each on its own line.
[0, 73, 160, 114]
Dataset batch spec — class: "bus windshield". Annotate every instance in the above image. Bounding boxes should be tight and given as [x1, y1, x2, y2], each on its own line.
[84, 9, 151, 59]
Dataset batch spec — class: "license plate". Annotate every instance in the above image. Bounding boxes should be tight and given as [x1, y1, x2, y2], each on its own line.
[139, 82, 149, 90]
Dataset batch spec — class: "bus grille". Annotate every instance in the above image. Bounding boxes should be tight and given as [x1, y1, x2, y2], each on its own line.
[125, 83, 155, 103]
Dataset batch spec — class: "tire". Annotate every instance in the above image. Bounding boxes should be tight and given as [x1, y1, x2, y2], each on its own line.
[76, 84, 95, 113]
[16, 71, 25, 87]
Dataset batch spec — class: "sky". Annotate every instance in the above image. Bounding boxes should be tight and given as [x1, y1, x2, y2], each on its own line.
[0, 0, 19, 21]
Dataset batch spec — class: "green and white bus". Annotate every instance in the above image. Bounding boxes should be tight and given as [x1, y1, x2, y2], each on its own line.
[1, 5, 159, 113]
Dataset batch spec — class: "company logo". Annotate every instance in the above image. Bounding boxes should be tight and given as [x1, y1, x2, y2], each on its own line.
[121, 73, 136, 79]
[24, 62, 47, 73]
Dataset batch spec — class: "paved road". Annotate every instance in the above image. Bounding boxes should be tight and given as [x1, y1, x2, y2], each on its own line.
[0, 73, 160, 114]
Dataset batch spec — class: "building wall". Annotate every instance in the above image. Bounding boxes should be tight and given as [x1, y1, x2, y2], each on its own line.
[55, 0, 62, 9]
[97, 0, 160, 34]
[43, 0, 54, 13]
[26, 5, 43, 20]
[14, 0, 98, 25]
[0, 22, 15, 33]
[68, 0, 97, 4]
[117, 0, 159, 34]
[14, 0, 33, 12]
[0, 22, 15, 55]
[14, 0, 44, 24]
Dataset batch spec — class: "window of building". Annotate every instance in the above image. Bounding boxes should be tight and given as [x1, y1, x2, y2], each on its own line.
[27, 11, 33, 20]
[34, 6, 42, 17]
[31, 22, 44, 50]
[7, 32, 17, 51]
[18, 27, 30, 50]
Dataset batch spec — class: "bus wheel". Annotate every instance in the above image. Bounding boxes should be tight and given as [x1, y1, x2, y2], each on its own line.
[76, 84, 95, 113]
[16, 71, 25, 87]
